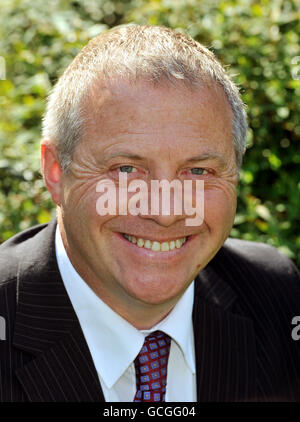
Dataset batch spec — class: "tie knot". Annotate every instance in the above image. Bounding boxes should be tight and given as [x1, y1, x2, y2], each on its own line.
[134, 331, 171, 402]
[144, 330, 171, 346]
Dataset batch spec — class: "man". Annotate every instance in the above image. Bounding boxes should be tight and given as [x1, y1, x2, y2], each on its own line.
[1, 24, 300, 402]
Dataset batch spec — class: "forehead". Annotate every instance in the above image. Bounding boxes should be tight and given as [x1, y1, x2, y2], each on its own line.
[83, 78, 234, 159]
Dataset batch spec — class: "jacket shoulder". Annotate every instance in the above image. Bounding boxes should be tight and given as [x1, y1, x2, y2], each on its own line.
[0, 222, 54, 343]
[0, 223, 50, 287]
[215, 237, 300, 309]
[0, 223, 53, 321]
[221, 238, 299, 279]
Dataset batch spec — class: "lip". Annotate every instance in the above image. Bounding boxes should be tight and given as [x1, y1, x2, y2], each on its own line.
[115, 232, 198, 262]
[120, 233, 189, 243]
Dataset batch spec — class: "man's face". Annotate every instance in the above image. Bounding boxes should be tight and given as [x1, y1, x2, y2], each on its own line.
[57, 79, 238, 314]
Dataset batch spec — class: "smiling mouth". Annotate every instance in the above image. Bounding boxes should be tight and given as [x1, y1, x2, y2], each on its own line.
[121, 233, 188, 252]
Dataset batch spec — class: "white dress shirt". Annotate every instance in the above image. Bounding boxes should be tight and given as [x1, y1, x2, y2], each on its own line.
[55, 226, 197, 402]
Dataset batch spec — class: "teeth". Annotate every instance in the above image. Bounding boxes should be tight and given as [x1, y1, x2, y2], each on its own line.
[152, 241, 160, 252]
[175, 239, 182, 248]
[137, 238, 144, 248]
[161, 242, 169, 252]
[144, 240, 151, 249]
[123, 234, 187, 252]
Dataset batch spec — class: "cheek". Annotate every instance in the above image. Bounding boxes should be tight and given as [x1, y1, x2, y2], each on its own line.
[204, 186, 237, 228]
[62, 180, 114, 231]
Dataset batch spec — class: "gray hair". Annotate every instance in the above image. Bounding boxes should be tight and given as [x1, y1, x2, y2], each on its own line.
[42, 24, 247, 172]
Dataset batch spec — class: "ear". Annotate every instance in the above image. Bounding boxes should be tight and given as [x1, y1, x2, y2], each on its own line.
[40, 139, 63, 205]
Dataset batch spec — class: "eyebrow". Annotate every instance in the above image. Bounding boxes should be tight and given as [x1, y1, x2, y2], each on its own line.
[185, 153, 226, 166]
[103, 151, 226, 166]
[103, 152, 145, 162]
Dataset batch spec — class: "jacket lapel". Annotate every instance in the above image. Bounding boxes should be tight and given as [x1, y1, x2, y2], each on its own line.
[193, 264, 257, 401]
[13, 219, 105, 402]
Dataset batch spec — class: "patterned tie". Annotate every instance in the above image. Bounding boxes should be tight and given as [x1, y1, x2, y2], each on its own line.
[133, 330, 171, 402]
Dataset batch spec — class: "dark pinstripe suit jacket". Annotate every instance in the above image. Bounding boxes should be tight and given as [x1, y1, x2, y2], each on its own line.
[1, 219, 300, 402]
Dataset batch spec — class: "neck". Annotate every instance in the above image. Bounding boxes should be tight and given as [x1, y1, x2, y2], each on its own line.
[93, 287, 177, 330]
[71, 263, 179, 329]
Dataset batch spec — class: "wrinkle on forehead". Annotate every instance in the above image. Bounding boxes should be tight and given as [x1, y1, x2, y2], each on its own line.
[77, 77, 235, 171]
[83, 76, 232, 128]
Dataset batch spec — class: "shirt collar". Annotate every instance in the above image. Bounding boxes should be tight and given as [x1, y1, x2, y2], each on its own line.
[55, 225, 195, 389]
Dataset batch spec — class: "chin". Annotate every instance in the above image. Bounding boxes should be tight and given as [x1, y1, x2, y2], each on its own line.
[122, 272, 191, 305]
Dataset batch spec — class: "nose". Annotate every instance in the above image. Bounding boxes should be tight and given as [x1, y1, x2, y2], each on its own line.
[139, 177, 187, 227]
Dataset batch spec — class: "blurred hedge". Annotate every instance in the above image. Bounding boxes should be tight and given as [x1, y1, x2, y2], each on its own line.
[0, 0, 299, 266]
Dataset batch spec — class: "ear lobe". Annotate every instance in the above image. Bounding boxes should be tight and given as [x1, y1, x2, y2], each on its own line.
[40, 140, 63, 205]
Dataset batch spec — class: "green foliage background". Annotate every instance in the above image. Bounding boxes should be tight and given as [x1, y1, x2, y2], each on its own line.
[0, 0, 299, 266]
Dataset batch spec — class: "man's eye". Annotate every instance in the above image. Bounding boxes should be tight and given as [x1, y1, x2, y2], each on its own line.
[119, 165, 137, 173]
[190, 168, 207, 175]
